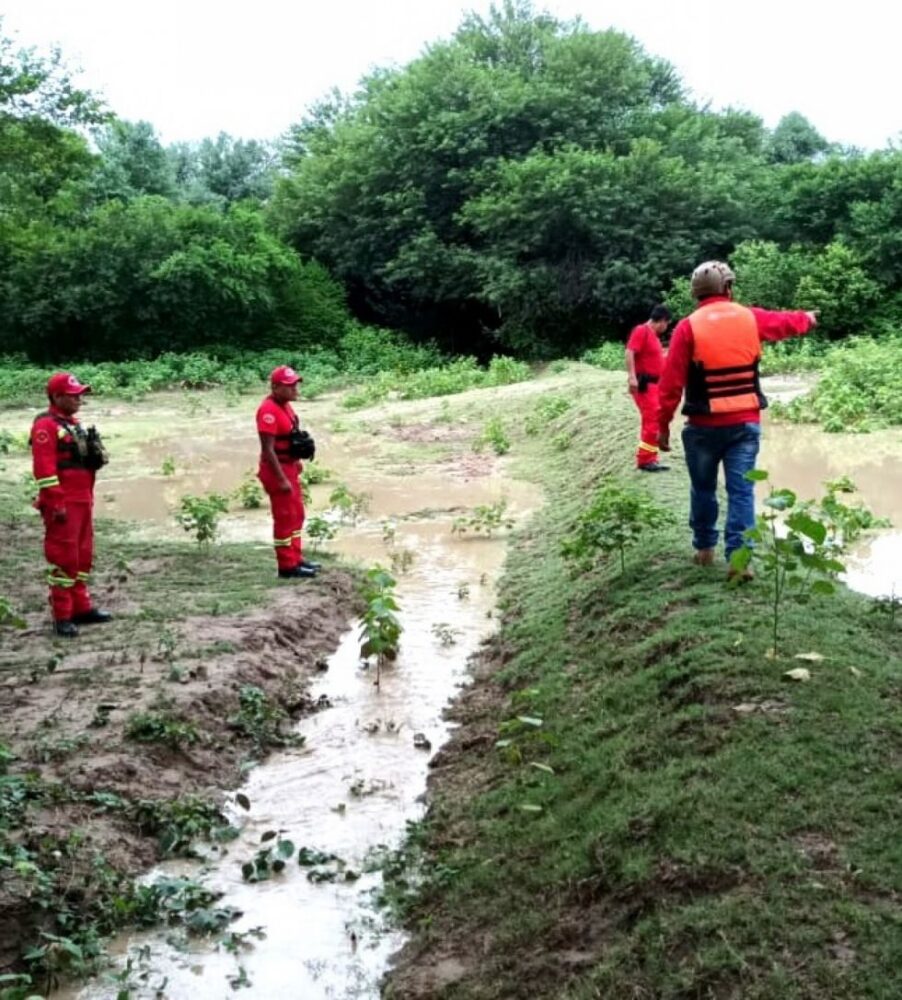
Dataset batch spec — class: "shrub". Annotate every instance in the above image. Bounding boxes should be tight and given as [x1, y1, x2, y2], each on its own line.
[561, 480, 673, 574]
[777, 336, 902, 431]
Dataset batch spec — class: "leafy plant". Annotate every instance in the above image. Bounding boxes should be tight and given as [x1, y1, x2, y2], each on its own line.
[0, 429, 27, 454]
[580, 342, 624, 370]
[305, 514, 337, 553]
[524, 395, 571, 435]
[389, 548, 415, 575]
[0, 596, 26, 629]
[561, 480, 672, 574]
[125, 711, 200, 750]
[131, 876, 240, 936]
[232, 470, 263, 510]
[359, 566, 403, 688]
[452, 499, 514, 538]
[474, 415, 510, 455]
[175, 492, 230, 547]
[775, 336, 902, 431]
[730, 470, 883, 655]
[328, 483, 370, 524]
[229, 685, 302, 752]
[301, 463, 331, 486]
[161, 455, 176, 476]
[431, 623, 460, 647]
[240, 829, 296, 883]
[131, 796, 236, 857]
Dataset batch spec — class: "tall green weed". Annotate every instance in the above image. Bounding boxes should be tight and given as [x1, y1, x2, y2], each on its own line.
[775, 336, 902, 430]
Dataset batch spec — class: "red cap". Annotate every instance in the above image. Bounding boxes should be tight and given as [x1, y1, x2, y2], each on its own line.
[47, 372, 92, 397]
[270, 365, 302, 386]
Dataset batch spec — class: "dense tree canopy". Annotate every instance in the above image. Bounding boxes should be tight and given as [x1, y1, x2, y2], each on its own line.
[1, 3, 900, 362]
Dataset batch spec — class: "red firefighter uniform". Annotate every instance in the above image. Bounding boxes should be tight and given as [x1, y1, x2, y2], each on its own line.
[31, 384, 99, 624]
[627, 321, 665, 468]
[256, 393, 305, 572]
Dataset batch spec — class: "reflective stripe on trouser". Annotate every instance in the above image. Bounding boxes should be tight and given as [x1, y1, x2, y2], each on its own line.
[41, 500, 94, 621]
[631, 383, 661, 467]
[261, 469, 305, 571]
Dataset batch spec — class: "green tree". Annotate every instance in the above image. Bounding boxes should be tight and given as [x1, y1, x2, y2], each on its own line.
[0, 198, 350, 359]
[270, 0, 717, 354]
[91, 119, 176, 201]
[767, 112, 830, 164]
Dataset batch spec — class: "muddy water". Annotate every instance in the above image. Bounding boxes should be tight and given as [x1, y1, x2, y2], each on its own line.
[59, 398, 532, 999]
[756, 377, 902, 598]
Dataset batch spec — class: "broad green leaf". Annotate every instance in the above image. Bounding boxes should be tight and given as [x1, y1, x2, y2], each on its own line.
[786, 512, 827, 544]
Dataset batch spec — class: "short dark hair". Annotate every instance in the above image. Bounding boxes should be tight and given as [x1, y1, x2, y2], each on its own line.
[650, 305, 671, 322]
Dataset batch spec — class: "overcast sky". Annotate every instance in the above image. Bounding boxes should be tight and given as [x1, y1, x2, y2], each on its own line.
[2, 0, 899, 150]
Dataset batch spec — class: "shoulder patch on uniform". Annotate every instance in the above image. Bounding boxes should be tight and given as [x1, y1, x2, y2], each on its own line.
[34, 429, 50, 445]
[262, 413, 276, 424]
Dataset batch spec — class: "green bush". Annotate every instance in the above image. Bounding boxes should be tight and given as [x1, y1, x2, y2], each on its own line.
[777, 336, 902, 431]
[580, 342, 624, 371]
[342, 355, 532, 410]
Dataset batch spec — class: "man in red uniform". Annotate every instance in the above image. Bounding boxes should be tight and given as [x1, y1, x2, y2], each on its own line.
[31, 372, 112, 638]
[256, 366, 319, 579]
[658, 261, 818, 575]
[626, 304, 671, 472]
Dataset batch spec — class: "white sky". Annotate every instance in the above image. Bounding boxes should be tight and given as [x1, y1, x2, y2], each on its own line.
[2, 0, 899, 150]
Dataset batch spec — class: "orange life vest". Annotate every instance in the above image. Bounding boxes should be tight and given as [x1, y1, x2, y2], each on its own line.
[682, 301, 767, 416]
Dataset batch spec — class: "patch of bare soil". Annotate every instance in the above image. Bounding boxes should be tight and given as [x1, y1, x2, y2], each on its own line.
[388, 423, 472, 445]
[0, 566, 360, 971]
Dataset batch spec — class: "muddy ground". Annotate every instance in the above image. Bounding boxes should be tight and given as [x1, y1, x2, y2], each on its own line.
[0, 503, 361, 971]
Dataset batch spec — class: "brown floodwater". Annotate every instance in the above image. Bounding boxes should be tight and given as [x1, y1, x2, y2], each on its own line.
[759, 378, 902, 599]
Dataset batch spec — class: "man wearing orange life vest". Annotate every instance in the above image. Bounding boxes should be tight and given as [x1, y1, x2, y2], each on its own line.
[626, 304, 671, 472]
[256, 366, 319, 579]
[31, 372, 112, 638]
[657, 261, 817, 573]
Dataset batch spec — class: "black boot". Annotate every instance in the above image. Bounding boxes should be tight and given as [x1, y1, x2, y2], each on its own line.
[54, 619, 79, 638]
[72, 608, 113, 625]
[300, 559, 321, 571]
[278, 564, 317, 579]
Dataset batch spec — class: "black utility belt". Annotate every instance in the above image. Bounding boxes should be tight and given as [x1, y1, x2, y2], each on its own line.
[637, 374, 660, 392]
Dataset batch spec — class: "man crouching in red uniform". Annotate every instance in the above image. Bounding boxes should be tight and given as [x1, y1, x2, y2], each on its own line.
[31, 372, 112, 638]
[256, 366, 319, 579]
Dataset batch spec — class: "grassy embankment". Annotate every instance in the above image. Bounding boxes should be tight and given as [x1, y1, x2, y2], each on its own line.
[385, 369, 902, 999]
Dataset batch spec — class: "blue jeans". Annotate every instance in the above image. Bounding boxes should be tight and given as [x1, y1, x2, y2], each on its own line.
[681, 422, 761, 559]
